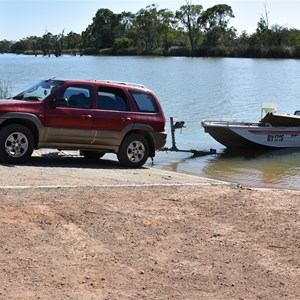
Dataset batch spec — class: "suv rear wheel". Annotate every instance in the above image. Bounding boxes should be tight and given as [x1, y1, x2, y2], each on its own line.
[0, 124, 34, 163]
[118, 134, 149, 167]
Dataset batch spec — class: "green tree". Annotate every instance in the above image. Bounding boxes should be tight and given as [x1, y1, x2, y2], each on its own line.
[30, 36, 41, 55]
[41, 32, 55, 56]
[268, 24, 288, 46]
[82, 8, 121, 50]
[0, 40, 13, 53]
[64, 31, 81, 50]
[133, 4, 161, 51]
[119, 11, 135, 36]
[287, 29, 300, 47]
[10, 39, 30, 53]
[157, 8, 177, 53]
[249, 4, 270, 49]
[199, 4, 235, 48]
[175, 1, 203, 54]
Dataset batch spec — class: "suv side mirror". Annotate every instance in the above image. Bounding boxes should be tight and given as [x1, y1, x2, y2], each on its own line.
[50, 98, 68, 108]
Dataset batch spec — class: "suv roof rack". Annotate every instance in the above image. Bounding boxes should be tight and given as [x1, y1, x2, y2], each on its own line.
[96, 80, 147, 89]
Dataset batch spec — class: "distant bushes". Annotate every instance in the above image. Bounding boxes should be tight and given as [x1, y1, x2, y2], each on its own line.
[241, 46, 300, 59]
[83, 45, 300, 59]
[10, 45, 300, 59]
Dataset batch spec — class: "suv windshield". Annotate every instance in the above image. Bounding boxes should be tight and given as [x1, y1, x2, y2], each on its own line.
[13, 79, 64, 101]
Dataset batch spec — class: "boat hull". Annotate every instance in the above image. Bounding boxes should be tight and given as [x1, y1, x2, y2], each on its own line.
[202, 120, 300, 148]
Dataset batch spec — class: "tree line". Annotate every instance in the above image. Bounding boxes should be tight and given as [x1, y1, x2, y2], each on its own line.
[1, 1, 300, 58]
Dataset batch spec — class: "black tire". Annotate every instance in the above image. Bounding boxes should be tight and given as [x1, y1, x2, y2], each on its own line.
[0, 124, 34, 163]
[80, 150, 104, 160]
[117, 134, 149, 167]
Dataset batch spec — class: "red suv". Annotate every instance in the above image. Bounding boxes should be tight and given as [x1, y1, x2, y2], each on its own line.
[0, 79, 167, 167]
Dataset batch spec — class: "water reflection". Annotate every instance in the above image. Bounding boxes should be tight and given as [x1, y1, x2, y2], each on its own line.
[165, 154, 196, 173]
[202, 148, 300, 189]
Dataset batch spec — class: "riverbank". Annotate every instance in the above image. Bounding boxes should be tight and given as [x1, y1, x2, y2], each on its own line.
[0, 151, 299, 299]
[3, 45, 300, 59]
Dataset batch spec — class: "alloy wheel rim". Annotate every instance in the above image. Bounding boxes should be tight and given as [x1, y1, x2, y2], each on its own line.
[127, 140, 145, 163]
[5, 132, 29, 158]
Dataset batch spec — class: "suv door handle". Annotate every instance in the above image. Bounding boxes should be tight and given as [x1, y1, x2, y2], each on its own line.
[81, 114, 92, 119]
[122, 117, 132, 122]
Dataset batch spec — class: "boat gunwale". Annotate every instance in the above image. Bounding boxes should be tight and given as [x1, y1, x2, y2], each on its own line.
[201, 119, 269, 128]
[201, 119, 300, 129]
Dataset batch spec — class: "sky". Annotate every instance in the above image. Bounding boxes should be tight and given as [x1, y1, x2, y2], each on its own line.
[1, 0, 300, 41]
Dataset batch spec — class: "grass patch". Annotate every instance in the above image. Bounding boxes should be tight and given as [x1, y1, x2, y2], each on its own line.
[0, 80, 12, 99]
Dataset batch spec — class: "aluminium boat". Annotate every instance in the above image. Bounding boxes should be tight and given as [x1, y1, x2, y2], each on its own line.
[201, 111, 300, 149]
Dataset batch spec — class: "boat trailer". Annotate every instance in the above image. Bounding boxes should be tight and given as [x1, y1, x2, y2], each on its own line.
[160, 117, 217, 156]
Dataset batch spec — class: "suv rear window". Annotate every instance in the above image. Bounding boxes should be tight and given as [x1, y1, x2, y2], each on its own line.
[130, 91, 158, 113]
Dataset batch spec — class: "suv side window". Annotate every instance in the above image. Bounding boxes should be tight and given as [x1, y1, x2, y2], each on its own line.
[57, 85, 93, 109]
[98, 87, 128, 111]
[130, 91, 158, 113]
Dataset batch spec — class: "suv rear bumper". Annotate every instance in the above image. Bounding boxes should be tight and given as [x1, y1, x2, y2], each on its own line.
[152, 132, 167, 150]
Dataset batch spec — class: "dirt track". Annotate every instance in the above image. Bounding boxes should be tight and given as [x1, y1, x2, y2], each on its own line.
[0, 151, 299, 299]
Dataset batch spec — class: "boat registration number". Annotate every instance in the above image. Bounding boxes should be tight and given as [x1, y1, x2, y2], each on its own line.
[267, 134, 284, 142]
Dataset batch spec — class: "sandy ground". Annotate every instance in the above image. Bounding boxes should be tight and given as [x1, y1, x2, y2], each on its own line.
[0, 151, 299, 299]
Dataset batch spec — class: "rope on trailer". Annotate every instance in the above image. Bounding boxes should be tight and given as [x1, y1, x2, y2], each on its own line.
[165, 119, 202, 123]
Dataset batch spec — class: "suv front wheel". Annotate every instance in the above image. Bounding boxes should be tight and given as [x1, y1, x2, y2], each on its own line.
[117, 134, 149, 167]
[0, 124, 34, 163]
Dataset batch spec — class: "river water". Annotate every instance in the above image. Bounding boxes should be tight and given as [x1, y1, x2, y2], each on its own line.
[1, 53, 300, 190]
